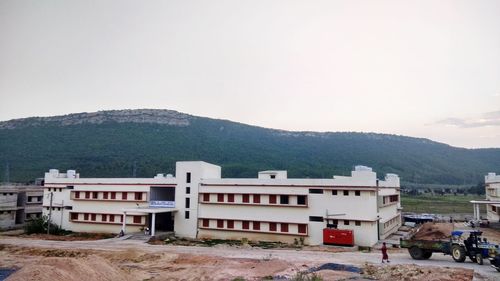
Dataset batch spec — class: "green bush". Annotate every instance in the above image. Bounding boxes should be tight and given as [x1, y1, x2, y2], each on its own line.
[24, 215, 65, 235]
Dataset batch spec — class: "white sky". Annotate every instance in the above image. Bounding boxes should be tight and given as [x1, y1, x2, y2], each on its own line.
[0, 0, 499, 148]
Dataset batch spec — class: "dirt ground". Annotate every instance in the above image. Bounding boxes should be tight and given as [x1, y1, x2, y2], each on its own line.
[0, 241, 481, 281]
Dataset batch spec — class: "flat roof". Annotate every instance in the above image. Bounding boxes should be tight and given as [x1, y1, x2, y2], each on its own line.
[470, 200, 500, 204]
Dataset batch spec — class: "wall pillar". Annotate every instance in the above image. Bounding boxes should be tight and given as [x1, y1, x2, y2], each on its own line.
[122, 212, 127, 233]
[151, 213, 156, 236]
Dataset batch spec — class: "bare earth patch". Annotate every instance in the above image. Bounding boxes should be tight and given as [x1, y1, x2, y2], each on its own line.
[363, 263, 474, 281]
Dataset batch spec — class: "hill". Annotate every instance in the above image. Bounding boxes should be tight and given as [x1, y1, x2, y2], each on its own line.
[0, 109, 499, 185]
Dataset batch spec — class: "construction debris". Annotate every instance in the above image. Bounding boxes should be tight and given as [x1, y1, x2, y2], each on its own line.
[412, 222, 453, 241]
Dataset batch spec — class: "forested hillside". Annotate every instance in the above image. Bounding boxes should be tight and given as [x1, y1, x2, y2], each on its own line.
[0, 109, 499, 185]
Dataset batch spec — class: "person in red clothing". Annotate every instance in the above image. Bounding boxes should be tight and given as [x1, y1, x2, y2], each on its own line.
[381, 242, 390, 263]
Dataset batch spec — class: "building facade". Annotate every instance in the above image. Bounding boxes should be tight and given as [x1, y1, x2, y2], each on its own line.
[485, 172, 500, 222]
[0, 185, 43, 229]
[42, 161, 401, 247]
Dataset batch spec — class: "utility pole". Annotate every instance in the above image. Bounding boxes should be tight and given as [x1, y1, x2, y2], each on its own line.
[47, 192, 53, 234]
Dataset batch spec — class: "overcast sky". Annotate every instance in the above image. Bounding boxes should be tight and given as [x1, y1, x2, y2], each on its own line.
[0, 0, 499, 148]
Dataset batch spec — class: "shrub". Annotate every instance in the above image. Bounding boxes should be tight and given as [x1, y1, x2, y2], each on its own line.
[24, 215, 65, 235]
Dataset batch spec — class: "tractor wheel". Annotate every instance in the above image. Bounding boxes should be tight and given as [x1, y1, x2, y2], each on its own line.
[422, 251, 433, 260]
[409, 247, 424, 260]
[451, 245, 466, 262]
[476, 254, 483, 265]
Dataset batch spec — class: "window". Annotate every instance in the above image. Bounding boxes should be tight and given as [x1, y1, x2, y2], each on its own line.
[186, 172, 191, 183]
[242, 221, 249, 229]
[227, 220, 234, 229]
[185, 198, 190, 208]
[84, 213, 89, 220]
[309, 216, 323, 222]
[309, 189, 323, 194]
[355, 191, 360, 196]
[269, 222, 277, 231]
[122, 192, 127, 200]
[217, 193, 224, 202]
[92, 192, 98, 199]
[332, 190, 338, 195]
[331, 219, 338, 225]
[269, 195, 277, 204]
[135, 192, 142, 201]
[253, 221, 260, 230]
[280, 223, 289, 232]
[91, 214, 96, 221]
[75, 191, 80, 199]
[242, 194, 250, 203]
[85, 192, 90, 199]
[280, 195, 289, 205]
[120, 215, 123, 222]
[217, 219, 224, 228]
[253, 194, 260, 204]
[103, 192, 108, 199]
[109, 215, 115, 222]
[71, 213, 78, 220]
[297, 195, 307, 205]
[133, 216, 141, 224]
[64, 206, 72, 210]
[111, 192, 116, 199]
[102, 214, 107, 222]
[47, 188, 51, 192]
[492, 206, 497, 212]
[186, 187, 190, 194]
[27, 197, 33, 203]
[344, 220, 350, 225]
[298, 224, 307, 234]
[343, 190, 349, 196]
[270, 175, 276, 179]
[228, 194, 234, 202]
[202, 219, 209, 227]
[203, 193, 210, 202]
[355, 221, 361, 226]
[185, 211, 190, 219]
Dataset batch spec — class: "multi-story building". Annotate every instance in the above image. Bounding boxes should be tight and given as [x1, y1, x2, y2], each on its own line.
[0, 185, 43, 229]
[485, 172, 500, 222]
[42, 161, 401, 247]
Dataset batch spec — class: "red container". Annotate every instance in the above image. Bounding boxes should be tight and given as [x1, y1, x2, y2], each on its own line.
[323, 228, 354, 246]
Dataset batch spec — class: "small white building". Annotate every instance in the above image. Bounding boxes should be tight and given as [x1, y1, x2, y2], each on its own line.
[42, 161, 401, 247]
[485, 172, 500, 222]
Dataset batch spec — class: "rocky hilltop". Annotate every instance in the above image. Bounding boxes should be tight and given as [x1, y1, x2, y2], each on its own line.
[0, 109, 192, 129]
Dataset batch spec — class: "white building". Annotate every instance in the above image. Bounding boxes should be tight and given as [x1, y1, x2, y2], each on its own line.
[485, 172, 500, 222]
[42, 161, 401, 247]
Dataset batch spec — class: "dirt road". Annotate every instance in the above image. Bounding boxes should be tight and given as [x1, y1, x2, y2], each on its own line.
[0, 236, 498, 280]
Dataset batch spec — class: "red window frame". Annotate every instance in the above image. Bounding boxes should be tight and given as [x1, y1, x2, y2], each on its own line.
[253, 221, 260, 230]
[217, 219, 224, 228]
[202, 219, 209, 227]
[111, 192, 116, 199]
[280, 223, 289, 233]
[74, 191, 80, 199]
[242, 221, 250, 229]
[228, 194, 234, 202]
[135, 192, 142, 201]
[269, 195, 277, 204]
[217, 193, 224, 202]
[133, 216, 141, 224]
[122, 192, 127, 200]
[103, 192, 108, 199]
[203, 193, 210, 202]
[85, 192, 90, 199]
[253, 194, 260, 204]
[298, 224, 307, 234]
[269, 222, 277, 231]
[227, 220, 234, 229]
[242, 194, 250, 203]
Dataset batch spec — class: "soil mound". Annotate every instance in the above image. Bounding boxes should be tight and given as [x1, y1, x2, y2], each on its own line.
[412, 223, 453, 241]
[6, 255, 135, 281]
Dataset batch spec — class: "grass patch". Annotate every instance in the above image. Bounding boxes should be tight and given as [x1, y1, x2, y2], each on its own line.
[401, 194, 485, 214]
